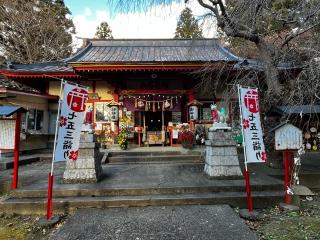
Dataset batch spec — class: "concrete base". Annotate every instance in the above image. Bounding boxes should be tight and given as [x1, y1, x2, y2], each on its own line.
[38, 216, 60, 227]
[279, 202, 300, 211]
[204, 130, 243, 178]
[63, 134, 103, 183]
[239, 209, 263, 221]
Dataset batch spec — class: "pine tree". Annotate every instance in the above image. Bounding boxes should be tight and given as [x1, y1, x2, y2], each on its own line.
[174, 7, 203, 39]
[95, 22, 113, 39]
[0, 0, 75, 64]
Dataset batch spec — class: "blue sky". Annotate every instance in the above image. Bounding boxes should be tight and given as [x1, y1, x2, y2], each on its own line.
[64, 0, 216, 43]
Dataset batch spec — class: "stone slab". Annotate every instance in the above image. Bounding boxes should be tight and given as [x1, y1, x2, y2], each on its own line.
[63, 168, 101, 183]
[206, 146, 237, 156]
[49, 205, 257, 240]
[79, 142, 99, 149]
[204, 165, 243, 178]
[208, 131, 234, 141]
[80, 134, 97, 143]
[205, 140, 237, 147]
[205, 155, 239, 165]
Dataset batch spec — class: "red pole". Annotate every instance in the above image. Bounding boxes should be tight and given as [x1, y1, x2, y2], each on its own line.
[170, 128, 173, 146]
[138, 128, 141, 146]
[47, 172, 54, 220]
[12, 112, 21, 190]
[283, 150, 291, 204]
[245, 169, 253, 211]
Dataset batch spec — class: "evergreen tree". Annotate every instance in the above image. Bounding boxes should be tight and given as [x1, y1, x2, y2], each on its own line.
[174, 7, 203, 39]
[0, 0, 75, 64]
[95, 22, 113, 39]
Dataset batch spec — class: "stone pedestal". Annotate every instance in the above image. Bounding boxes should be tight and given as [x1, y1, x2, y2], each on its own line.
[63, 134, 103, 183]
[204, 129, 243, 178]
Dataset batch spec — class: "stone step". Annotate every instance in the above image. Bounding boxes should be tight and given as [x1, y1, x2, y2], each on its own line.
[10, 181, 283, 199]
[108, 150, 202, 157]
[0, 155, 40, 170]
[0, 190, 284, 215]
[107, 154, 203, 164]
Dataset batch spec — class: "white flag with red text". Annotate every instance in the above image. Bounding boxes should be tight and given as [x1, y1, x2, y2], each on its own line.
[239, 86, 267, 163]
[54, 82, 88, 162]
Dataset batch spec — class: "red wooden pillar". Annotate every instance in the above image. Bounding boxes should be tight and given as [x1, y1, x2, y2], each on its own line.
[283, 150, 291, 204]
[12, 112, 22, 190]
[91, 81, 96, 129]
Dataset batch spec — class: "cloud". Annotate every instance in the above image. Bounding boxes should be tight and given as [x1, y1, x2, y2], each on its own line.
[71, 0, 218, 46]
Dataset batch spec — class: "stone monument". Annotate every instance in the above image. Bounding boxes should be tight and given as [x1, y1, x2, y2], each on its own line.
[63, 133, 103, 183]
[204, 104, 242, 178]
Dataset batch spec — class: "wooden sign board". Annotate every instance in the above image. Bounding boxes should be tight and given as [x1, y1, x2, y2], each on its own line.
[275, 123, 302, 150]
[0, 119, 15, 149]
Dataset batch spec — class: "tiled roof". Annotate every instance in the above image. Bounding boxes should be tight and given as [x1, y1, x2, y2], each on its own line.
[0, 78, 40, 93]
[2, 39, 242, 74]
[66, 39, 241, 63]
[7, 61, 73, 72]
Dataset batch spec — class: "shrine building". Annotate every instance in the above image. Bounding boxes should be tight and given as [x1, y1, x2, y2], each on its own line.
[0, 39, 245, 149]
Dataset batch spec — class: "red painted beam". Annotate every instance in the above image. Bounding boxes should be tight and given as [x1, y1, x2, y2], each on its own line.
[0, 70, 79, 78]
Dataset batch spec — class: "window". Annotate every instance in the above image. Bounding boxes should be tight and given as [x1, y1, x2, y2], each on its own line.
[23, 109, 46, 134]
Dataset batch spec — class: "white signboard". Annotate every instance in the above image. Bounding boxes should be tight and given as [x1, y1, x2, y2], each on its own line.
[0, 120, 15, 149]
[54, 83, 88, 162]
[275, 123, 302, 150]
[239, 86, 267, 163]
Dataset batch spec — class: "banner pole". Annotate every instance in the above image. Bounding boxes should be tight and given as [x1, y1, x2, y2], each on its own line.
[47, 79, 64, 220]
[237, 84, 253, 212]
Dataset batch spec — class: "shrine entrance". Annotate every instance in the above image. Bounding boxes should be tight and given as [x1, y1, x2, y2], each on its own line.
[144, 111, 172, 131]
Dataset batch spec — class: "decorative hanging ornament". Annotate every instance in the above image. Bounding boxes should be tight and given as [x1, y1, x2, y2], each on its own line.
[310, 127, 317, 133]
[164, 100, 170, 108]
[135, 98, 138, 108]
[138, 100, 145, 108]
[170, 99, 173, 109]
[153, 102, 156, 112]
[145, 102, 148, 111]
[304, 132, 311, 139]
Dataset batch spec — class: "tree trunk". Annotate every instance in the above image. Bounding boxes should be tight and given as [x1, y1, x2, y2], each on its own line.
[256, 40, 282, 97]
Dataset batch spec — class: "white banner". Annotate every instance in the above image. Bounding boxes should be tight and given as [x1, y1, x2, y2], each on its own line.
[239, 86, 266, 163]
[54, 83, 88, 162]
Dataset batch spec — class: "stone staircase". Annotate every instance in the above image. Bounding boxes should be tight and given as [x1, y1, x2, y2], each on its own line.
[105, 149, 204, 164]
[0, 148, 285, 215]
[0, 180, 284, 215]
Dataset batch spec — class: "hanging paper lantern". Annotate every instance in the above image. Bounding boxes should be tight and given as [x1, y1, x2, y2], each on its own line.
[189, 106, 198, 120]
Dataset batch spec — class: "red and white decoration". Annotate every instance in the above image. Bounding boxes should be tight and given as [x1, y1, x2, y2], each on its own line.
[54, 83, 88, 162]
[239, 87, 266, 163]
